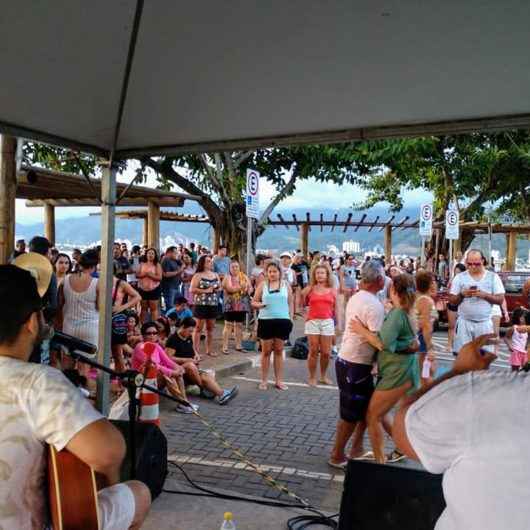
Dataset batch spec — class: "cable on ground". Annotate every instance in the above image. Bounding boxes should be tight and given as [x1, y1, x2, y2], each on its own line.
[165, 461, 339, 529]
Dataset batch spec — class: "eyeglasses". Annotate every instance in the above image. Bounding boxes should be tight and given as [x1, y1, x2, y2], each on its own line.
[144, 331, 158, 336]
[466, 262, 482, 266]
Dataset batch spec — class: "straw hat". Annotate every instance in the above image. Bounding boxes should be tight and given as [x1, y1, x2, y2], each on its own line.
[13, 252, 53, 297]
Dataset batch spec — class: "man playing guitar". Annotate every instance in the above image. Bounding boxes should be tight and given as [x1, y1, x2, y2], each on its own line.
[0, 264, 151, 529]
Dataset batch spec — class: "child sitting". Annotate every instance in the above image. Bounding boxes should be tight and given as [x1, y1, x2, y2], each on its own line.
[166, 296, 193, 321]
[504, 308, 530, 372]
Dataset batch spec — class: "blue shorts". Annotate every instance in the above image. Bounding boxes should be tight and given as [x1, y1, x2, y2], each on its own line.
[335, 358, 374, 423]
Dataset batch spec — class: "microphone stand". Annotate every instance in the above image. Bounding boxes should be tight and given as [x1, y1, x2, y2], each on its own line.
[65, 349, 192, 480]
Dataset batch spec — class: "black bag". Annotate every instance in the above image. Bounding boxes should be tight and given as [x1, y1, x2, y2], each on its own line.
[290, 336, 309, 360]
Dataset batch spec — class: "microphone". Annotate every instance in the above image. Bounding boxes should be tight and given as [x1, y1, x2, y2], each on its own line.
[50, 330, 98, 358]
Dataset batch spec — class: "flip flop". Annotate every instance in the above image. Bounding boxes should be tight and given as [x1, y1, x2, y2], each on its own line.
[222, 349, 230, 355]
[352, 451, 375, 461]
[258, 382, 268, 390]
[327, 459, 348, 470]
[208, 352, 219, 358]
[275, 383, 288, 391]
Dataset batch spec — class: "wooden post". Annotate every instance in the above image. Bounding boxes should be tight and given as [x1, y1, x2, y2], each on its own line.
[96, 164, 117, 415]
[506, 231, 517, 271]
[142, 217, 148, 246]
[147, 201, 160, 251]
[44, 203, 55, 246]
[384, 224, 392, 264]
[301, 222, 309, 258]
[212, 227, 220, 253]
[0, 136, 17, 264]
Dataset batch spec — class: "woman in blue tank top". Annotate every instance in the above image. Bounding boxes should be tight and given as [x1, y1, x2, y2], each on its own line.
[252, 261, 294, 390]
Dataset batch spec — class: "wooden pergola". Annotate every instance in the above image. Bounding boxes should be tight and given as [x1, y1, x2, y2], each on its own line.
[267, 212, 530, 269]
[17, 166, 200, 250]
[89, 209, 210, 247]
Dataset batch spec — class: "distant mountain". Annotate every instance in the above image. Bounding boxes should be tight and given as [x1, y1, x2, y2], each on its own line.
[16, 203, 528, 258]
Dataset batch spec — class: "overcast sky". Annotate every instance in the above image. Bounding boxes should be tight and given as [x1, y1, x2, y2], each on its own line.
[16, 164, 433, 225]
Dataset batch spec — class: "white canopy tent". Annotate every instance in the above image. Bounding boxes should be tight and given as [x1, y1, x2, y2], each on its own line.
[1, 0, 530, 158]
[1, 0, 529, 411]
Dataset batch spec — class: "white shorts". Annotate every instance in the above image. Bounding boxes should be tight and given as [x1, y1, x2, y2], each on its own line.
[453, 317, 494, 355]
[98, 483, 135, 530]
[305, 318, 335, 336]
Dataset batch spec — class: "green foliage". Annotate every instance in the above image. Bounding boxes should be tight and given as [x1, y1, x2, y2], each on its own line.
[347, 131, 530, 222]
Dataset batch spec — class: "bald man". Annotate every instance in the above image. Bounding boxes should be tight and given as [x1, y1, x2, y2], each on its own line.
[448, 249, 505, 355]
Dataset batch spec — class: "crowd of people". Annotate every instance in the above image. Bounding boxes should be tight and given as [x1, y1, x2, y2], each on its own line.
[4, 233, 530, 530]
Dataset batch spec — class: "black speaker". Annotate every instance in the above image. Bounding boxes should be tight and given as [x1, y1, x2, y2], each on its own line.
[338, 460, 445, 530]
[110, 420, 168, 500]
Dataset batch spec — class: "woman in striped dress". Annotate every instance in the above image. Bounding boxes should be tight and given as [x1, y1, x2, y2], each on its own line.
[59, 248, 99, 377]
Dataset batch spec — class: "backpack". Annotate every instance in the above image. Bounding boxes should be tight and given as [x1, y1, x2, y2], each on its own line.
[290, 336, 309, 360]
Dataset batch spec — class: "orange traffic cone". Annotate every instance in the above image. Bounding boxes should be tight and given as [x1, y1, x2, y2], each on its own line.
[138, 342, 160, 426]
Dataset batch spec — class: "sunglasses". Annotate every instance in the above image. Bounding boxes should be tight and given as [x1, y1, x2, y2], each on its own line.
[466, 262, 482, 266]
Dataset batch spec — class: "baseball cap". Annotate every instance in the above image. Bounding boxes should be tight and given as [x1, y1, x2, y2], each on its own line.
[280, 252, 292, 258]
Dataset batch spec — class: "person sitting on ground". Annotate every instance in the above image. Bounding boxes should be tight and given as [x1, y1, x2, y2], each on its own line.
[155, 316, 171, 347]
[165, 317, 239, 405]
[132, 322, 197, 414]
[166, 296, 193, 321]
[0, 264, 151, 530]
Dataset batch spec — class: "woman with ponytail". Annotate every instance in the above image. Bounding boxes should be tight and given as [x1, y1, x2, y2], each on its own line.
[349, 273, 420, 463]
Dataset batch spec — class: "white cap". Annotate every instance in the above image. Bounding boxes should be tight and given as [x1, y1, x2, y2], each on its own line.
[279, 252, 292, 258]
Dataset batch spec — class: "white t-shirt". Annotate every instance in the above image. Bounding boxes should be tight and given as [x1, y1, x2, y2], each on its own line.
[281, 266, 295, 285]
[406, 371, 530, 530]
[449, 270, 504, 322]
[0, 357, 102, 530]
[339, 290, 385, 365]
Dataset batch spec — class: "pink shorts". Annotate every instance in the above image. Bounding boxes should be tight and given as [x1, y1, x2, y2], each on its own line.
[510, 349, 528, 367]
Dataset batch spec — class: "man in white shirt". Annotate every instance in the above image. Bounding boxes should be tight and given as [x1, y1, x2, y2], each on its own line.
[280, 252, 296, 286]
[449, 249, 505, 355]
[0, 265, 151, 530]
[393, 333, 530, 530]
[329, 261, 385, 468]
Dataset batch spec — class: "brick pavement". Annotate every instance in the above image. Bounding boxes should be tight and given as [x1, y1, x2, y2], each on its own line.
[158, 327, 510, 514]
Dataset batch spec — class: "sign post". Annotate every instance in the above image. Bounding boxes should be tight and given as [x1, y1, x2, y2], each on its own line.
[245, 169, 260, 277]
[445, 205, 459, 279]
[419, 203, 433, 267]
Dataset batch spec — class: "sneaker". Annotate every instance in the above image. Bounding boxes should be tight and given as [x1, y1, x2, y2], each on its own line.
[218, 386, 239, 405]
[331, 347, 339, 358]
[387, 450, 406, 463]
[190, 402, 200, 411]
[175, 404, 194, 414]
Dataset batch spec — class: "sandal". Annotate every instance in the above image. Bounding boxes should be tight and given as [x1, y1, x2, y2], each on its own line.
[222, 349, 230, 355]
[258, 382, 268, 390]
[275, 382, 288, 391]
[328, 459, 348, 470]
[208, 352, 219, 358]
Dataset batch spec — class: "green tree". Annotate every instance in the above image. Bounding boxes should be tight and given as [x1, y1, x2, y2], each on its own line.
[348, 131, 530, 251]
[23, 143, 360, 257]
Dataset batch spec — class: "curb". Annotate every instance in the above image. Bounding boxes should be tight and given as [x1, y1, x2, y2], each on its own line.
[215, 357, 254, 379]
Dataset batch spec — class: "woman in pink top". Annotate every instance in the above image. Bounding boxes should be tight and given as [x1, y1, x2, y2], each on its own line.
[132, 321, 197, 414]
[136, 248, 163, 323]
[301, 263, 338, 386]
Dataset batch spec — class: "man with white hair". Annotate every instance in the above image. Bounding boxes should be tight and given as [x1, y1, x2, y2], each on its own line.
[448, 249, 505, 355]
[329, 260, 385, 468]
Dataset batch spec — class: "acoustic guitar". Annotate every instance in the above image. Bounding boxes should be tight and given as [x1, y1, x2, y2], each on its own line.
[48, 445, 100, 530]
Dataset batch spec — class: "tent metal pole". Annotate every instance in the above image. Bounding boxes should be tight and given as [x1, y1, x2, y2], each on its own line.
[96, 164, 117, 414]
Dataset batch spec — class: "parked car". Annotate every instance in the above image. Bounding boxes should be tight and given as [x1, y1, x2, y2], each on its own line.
[498, 271, 530, 325]
[433, 271, 530, 328]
